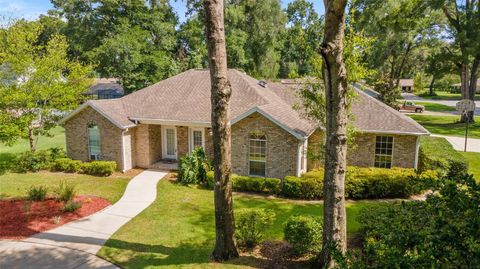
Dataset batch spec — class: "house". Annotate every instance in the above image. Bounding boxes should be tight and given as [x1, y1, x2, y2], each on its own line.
[59, 69, 429, 179]
[399, 79, 414, 92]
[452, 80, 480, 93]
[85, 78, 124, 99]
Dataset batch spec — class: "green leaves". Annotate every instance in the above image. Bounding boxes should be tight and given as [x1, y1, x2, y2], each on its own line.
[0, 20, 93, 151]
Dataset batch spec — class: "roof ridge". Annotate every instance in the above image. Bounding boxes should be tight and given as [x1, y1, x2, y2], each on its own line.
[353, 87, 429, 134]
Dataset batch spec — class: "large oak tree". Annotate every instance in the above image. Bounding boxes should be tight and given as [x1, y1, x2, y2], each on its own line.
[319, 0, 349, 267]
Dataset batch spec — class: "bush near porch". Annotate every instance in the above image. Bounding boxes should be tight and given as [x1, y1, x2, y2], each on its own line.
[205, 167, 438, 200]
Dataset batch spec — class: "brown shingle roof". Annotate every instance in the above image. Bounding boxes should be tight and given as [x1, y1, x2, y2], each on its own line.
[63, 69, 429, 138]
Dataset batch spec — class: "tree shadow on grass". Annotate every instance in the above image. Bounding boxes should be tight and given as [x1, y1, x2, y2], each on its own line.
[101, 238, 267, 268]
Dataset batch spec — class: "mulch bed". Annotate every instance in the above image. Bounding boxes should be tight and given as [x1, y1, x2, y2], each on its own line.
[0, 195, 111, 239]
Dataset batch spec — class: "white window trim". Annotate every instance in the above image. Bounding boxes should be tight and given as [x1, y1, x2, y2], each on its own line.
[87, 124, 101, 161]
[248, 135, 267, 177]
[374, 136, 395, 168]
[162, 126, 177, 160]
[189, 127, 205, 152]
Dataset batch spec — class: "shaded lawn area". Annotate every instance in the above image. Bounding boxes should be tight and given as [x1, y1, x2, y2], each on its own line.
[0, 171, 130, 203]
[98, 179, 379, 269]
[415, 102, 456, 112]
[417, 91, 480, 101]
[409, 115, 480, 139]
[460, 152, 480, 182]
[0, 127, 66, 164]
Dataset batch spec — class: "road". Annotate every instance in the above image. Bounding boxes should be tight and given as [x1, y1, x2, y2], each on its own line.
[402, 93, 480, 115]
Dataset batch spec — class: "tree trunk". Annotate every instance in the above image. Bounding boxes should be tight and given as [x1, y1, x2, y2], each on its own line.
[429, 76, 436, 95]
[28, 126, 36, 152]
[460, 60, 478, 123]
[319, 0, 348, 267]
[203, 0, 239, 261]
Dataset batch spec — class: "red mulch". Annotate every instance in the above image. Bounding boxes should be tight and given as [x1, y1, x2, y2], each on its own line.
[0, 196, 111, 239]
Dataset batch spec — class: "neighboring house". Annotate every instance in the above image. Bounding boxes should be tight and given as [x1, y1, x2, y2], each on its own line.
[452, 80, 480, 93]
[59, 69, 429, 179]
[86, 78, 124, 99]
[399, 79, 414, 92]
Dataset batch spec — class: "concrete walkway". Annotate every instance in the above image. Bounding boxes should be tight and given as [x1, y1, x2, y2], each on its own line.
[0, 170, 167, 269]
[432, 134, 480, 153]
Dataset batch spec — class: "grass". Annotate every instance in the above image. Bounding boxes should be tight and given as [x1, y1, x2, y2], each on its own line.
[415, 102, 456, 113]
[0, 171, 130, 203]
[98, 179, 379, 269]
[417, 91, 480, 101]
[409, 115, 480, 139]
[460, 152, 480, 182]
[0, 127, 66, 164]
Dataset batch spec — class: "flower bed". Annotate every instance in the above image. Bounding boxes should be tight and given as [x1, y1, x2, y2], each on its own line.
[0, 195, 111, 239]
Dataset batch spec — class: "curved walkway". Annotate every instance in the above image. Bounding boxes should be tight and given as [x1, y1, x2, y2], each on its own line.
[0, 170, 167, 269]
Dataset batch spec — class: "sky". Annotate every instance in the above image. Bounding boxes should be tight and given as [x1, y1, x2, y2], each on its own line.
[0, 0, 325, 23]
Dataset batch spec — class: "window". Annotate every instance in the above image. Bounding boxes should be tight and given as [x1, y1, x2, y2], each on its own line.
[88, 124, 100, 160]
[189, 128, 204, 151]
[374, 136, 393, 168]
[249, 132, 266, 177]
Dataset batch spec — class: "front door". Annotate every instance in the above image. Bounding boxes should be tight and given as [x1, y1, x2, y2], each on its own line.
[162, 126, 177, 160]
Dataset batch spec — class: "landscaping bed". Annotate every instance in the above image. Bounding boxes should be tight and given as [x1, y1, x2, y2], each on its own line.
[0, 195, 110, 239]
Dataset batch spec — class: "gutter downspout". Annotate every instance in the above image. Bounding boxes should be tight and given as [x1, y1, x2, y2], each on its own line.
[414, 136, 420, 169]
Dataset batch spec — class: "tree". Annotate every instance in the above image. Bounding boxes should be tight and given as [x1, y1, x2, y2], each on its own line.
[352, 0, 440, 107]
[0, 20, 92, 151]
[203, 0, 239, 261]
[319, 0, 349, 267]
[51, 0, 179, 93]
[280, 0, 324, 78]
[429, 0, 480, 122]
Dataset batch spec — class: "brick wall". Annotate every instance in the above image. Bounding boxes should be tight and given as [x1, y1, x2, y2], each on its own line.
[231, 112, 298, 179]
[177, 126, 189, 158]
[347, 133, 418, 168]
[134, 124, 162, 168]
[64, 106, 123, 170]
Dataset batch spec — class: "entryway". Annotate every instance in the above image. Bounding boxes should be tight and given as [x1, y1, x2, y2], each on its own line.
[162, 126, 177, 160]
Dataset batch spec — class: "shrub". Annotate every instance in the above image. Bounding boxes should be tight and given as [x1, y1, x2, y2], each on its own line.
[205, 170, 215, 189]
[63, 200, 82, 212]
[81, 161, 116, 176]
[284, 215, 323, 255]
[51, 158, 82, 173]
[178, 147, 210, 185]
[418, 136, 468, 178]
[282, 176, 323, 200]
[233, 176, 265, 192]
[345, 167, 437, 199]
[264, 178, 282, 194]
[235, 208, 275, 248]
[357, 175, 480, 268]
[27, 185, 48, 201]
[55, 180, 77, 202]
[14, 150, 52, 173]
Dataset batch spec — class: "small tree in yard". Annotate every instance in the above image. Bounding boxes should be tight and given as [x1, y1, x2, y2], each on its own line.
[0, 20, 92, 152]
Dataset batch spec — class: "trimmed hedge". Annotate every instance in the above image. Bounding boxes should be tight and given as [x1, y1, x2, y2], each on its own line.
[205, 166, 438, 200]
[418, 136, 468, 178]
[51, 158, 116, 177]
[81, 161, 117, 176]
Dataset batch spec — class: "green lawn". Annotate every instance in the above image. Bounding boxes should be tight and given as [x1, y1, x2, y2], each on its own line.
[417, 91, 480, 101]
[0, 126, 66, 164]
[460, 152, 480, 182]
[98, 179, 379, 269]
[409, 115, 480, 139]
[0, 171, 130, 203]
[415, 102, 456, 113]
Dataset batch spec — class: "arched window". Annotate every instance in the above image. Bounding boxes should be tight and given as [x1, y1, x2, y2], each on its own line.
[249, 132, 267, 177]
[88, 124, 101, 160]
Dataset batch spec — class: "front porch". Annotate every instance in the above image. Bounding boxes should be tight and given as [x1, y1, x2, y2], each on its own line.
[149, 160, 178, 171]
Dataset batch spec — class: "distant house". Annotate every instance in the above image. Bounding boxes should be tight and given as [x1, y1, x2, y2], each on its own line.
[86, 78, 124, 99]
[399, 79, 414, 92]
[60, 69, 429, 178]
[452, 80, 480, 93]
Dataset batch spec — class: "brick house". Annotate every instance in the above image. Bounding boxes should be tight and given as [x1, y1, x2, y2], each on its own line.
[60, 69, 429, 179]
